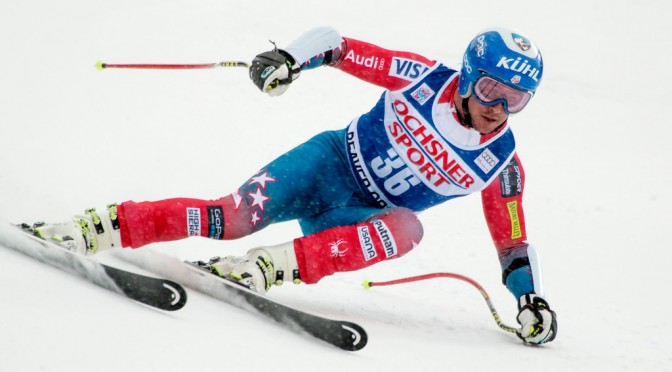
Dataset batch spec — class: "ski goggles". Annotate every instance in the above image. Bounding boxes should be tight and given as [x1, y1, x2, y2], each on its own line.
[472, 75, 532, 114]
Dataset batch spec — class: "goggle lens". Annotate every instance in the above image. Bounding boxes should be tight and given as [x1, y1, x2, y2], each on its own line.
[473, 76, 532, 114]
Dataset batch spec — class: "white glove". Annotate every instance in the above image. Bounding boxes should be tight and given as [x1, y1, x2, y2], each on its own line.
[516, 293, 557, 344]
[249, 48, 301, 97]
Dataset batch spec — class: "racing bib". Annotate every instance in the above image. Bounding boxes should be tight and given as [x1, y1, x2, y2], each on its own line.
[346, 64, 516, 211]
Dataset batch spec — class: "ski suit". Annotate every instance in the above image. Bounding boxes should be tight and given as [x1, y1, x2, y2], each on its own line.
[116, 28, 541, 299]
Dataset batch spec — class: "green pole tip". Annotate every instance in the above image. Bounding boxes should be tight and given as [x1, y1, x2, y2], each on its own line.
[95, 60, 105, 71]
[362, 280, 372, 289]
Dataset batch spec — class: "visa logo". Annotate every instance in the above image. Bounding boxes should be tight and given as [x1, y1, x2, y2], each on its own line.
[389, 57, 429, 80]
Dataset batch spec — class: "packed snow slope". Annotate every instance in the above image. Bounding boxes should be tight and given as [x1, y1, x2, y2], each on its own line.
[1, 0, 670, 371]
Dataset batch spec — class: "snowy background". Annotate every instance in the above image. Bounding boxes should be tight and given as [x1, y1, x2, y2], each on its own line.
[1, 0, 671, 370]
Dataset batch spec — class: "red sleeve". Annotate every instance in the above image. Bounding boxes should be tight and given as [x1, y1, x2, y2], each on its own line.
[481, 153, 528, 256]
[333, 37, 437, 91]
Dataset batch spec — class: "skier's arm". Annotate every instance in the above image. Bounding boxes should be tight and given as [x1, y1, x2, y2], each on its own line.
[481, 154, 557, 344]
[250, 26, 437, 95]
[318, 36, 436, 90]
[291, 28, 437, 90]
[480, 153, 539, 299]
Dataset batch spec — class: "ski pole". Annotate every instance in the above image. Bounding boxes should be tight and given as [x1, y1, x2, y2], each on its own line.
[362, 272, 521, 335]
[95, 60, 250, 71]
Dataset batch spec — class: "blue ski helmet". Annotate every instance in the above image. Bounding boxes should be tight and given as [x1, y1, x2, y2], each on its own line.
[458, 27, 543, 100]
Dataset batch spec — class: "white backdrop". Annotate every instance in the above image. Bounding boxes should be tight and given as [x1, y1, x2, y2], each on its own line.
[1, 1, 670, 371]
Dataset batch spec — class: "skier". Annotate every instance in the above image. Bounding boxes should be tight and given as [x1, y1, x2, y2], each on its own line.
[29, 26, 556, 344]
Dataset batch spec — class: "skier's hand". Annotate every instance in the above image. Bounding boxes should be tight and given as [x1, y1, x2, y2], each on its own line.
[516, 293, 557, 344]
[249, 48, 301, 97]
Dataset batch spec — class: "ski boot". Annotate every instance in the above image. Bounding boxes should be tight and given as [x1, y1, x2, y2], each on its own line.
[21, 204, 122, 256]
[195, 241, 301, 294]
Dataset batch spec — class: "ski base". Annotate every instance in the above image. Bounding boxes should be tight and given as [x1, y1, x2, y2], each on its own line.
[0, 222, 187, 311]
[112, 249, 367, 351]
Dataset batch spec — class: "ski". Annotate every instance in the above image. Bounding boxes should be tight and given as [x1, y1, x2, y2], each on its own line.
[112, 249, 368, 351]
[0, 222, 187, 311]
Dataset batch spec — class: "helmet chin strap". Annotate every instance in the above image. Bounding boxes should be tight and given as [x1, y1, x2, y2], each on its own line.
[459, 96, 473, 129]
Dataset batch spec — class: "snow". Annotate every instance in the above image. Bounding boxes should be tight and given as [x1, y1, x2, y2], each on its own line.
[1, 0, 671, 370]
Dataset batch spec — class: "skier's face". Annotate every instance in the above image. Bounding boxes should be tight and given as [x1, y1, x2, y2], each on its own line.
[468, 98, 509, 134]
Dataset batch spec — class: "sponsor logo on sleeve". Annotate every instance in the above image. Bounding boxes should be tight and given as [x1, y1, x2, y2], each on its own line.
[358, 226, 377, 261]
[389, 57, 429, 80]
[207, 206, 224, 240]
[498, 158, 522, 198]
[344, 49, 385, 70]
[506, 201, 522, 239]
[187, 208, 201, 237]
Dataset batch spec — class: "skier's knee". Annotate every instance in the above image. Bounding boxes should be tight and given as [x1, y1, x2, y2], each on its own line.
[371, 207, 423, 257]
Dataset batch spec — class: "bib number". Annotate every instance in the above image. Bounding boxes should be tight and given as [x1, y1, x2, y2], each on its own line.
[370, 148, 420, 196]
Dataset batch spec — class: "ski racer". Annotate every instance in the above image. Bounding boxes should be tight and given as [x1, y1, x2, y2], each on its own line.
[29, 26, 557, 344]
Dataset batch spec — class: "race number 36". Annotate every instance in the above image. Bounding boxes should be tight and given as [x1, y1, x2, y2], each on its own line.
[370, 148, 420, 196]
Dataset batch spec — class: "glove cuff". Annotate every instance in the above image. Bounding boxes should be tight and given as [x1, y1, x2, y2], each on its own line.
[277, 49, 297, 65]
[518, 293, 551, 311]
[278, 49, 301, 81]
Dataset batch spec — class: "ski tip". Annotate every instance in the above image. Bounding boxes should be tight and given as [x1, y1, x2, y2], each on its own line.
[340, 323, 368, 351]
[161, 281, 188, 311]
[95, 60, 105, 71]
